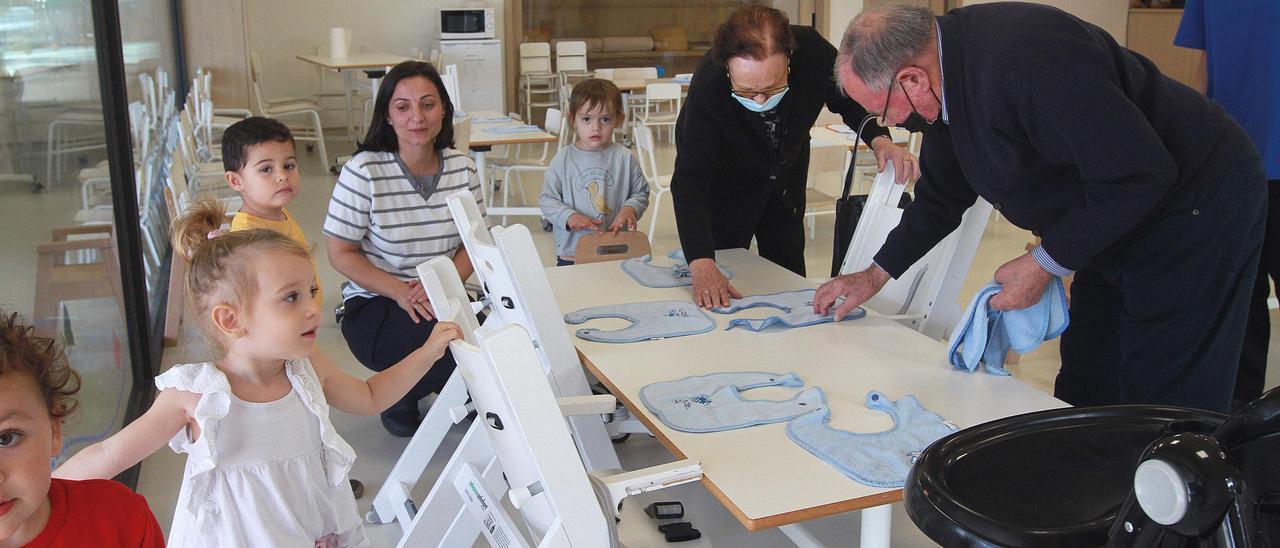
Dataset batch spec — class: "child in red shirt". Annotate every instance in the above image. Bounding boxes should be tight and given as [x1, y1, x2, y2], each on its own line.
[0, 310, 163, 547]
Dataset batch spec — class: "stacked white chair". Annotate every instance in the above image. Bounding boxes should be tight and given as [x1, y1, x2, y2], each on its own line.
[249, 52, 328, 169]
[632, 126, 672, 242]
[519, 42, 559, 123]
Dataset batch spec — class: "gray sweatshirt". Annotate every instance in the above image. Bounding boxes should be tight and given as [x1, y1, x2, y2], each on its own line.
[539, 143, 650, 258]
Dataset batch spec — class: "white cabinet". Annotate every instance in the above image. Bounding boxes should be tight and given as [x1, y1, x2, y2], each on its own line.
[439, 39, 504, 114]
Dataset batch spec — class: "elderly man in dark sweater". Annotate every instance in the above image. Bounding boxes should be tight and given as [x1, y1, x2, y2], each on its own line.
[814, 3, 1266, 412]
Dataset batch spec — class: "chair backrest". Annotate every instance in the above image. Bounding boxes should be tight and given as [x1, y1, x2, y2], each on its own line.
[452, 116, 471, 152]
[632, 125, 659, 185]
[440, 64, 462, 112]
[574, 231, 651, 264]
[644, 82, 682, 102]
[839, 164, 992, 340]
[519, 42, 553, 75]
[555, 41, 589, 74]
[614, 67, 658, 80]
[544, 107, 562, 136]
[248, 52, 269, 115]
[449, 324, 615, 545]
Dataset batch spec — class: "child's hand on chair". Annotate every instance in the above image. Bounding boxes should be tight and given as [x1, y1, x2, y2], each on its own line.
[421, 322, 462, 361]
[608, 206, 638, 235]
[566, 213, 604, 232]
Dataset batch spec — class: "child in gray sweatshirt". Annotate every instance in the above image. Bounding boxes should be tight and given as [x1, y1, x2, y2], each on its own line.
[539, 79, 649, 265]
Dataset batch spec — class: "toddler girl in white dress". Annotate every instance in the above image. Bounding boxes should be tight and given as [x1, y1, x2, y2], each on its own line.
[54, 199, 461, 547]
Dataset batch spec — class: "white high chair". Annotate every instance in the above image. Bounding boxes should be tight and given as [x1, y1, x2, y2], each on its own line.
[389, 258, 702, 546]
[367, 192, 641, 546]
[837, 163, 992, 340]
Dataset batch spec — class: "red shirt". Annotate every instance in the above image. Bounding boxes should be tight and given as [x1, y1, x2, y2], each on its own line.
[24, 478, 164, 548]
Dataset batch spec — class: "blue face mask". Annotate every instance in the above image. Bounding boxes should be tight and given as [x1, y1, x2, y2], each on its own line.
[731, 87, 788, 113]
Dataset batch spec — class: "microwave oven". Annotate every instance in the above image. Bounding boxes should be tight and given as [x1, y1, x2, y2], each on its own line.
[440, 8, 495, 40]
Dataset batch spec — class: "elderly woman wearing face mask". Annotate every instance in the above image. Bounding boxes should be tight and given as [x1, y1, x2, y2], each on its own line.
[672, 5, 918, 309]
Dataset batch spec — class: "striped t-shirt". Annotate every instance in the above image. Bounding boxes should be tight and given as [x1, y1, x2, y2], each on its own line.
[324, 149, 486, 301]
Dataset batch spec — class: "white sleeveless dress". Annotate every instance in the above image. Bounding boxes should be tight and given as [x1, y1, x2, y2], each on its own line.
[158, 360, 367, 547]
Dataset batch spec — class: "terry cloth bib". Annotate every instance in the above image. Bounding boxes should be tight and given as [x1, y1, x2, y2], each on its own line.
[621, 249, 734, 289]
[564, 300, 715, 343]
[712, 289, 865, 332]
[786, 390, 959, 488]
[640, 371, 825, 432]
[947, 276, 1069, 375]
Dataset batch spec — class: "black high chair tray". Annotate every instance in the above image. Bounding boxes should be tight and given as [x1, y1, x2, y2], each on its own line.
[905, 405, 1227, 548]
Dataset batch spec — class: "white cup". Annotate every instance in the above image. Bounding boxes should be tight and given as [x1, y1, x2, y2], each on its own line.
[329, 28, 351, 58]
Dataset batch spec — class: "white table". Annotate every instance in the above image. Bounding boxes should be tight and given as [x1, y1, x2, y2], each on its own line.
[545, 249, 1065, 546]
[296, 53, 411, 141]
[467, 111, 558, 223]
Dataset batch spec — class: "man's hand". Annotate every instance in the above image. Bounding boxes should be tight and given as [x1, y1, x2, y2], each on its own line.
[690, 258, 742, 309]
[813, 264, 891, 320]
[989, 253, 1054, 311]
[870, 136, 919, 184]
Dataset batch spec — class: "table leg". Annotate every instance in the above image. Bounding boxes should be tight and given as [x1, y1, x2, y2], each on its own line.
[343, 69, 355, 141]
[859, 504, 892, 548]
[474, 148, 489, 205]
[779, 524, 824, 547]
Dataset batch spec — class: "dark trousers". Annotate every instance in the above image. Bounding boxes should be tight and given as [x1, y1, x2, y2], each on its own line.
[1236, 179, 1280, 407]
[713, 189, 807, 276]
[339, 295, 457, 408]
[1057, 158, 1267, 413]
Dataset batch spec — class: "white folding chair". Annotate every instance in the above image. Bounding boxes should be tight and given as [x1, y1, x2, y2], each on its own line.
[555, 40, 591, 87]
[495, 108, 562, 213]
[803, 143, 845, 240]
[838, 163, 992, 340]
[633, 126, 671, 243]
[249, 52, 329, 169]
[612, 67, 658, 122]
[636, 82, 681, 142]
[519, 43, 559, 123]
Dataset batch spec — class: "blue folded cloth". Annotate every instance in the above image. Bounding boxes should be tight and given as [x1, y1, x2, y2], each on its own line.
[484, 124, 542, 134]
[473, 115, 514, 123]
[946, 277, 1069, 375]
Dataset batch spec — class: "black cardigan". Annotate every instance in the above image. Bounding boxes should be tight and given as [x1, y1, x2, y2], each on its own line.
[671, 26, 889, 264]
[873, 2, 1255, 278]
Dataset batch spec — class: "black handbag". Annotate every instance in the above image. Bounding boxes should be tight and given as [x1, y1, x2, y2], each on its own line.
[830, 150, 912, 277]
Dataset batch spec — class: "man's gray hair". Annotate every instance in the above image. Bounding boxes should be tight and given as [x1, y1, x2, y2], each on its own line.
[836, 4, 935, 91]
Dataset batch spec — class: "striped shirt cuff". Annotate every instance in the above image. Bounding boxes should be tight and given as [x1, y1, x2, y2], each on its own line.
[1031, 245, 1073, 277]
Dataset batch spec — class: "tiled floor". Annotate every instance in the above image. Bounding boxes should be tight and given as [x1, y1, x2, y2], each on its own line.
[114, 133, 1279, 547]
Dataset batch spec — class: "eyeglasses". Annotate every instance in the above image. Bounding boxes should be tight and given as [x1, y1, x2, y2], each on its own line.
[726, 63, 790, 101]
[876, 83, 895, 128]
[729, 83, 789, 100]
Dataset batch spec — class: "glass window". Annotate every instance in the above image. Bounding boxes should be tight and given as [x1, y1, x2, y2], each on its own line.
[0, 0, 176, 469]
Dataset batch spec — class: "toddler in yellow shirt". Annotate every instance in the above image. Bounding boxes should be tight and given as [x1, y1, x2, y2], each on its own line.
[223, 116, 321, 306]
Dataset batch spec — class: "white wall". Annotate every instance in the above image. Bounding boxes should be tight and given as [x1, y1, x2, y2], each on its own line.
[827, 0, 864, 46]
[960, 0, 1128, 44]
[821, 0, 1126, 48]
[245, 0, 509, 120]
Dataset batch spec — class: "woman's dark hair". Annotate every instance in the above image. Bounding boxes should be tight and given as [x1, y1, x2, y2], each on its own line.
[711, 5, 796, 65]
[357, 61, 455, 153]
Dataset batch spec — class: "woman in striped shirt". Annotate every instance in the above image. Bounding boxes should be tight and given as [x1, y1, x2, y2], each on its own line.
[324, 61, 485, 437]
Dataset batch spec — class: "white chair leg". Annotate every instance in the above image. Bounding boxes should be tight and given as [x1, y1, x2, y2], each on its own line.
[648, 190, 663, 243]
[310, 111, 328, 170]
[45, 122, 56, 187]
[806, 214, 816, 240]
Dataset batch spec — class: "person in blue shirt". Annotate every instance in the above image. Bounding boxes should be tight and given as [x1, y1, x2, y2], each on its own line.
[1176, 1, 1280, 408]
